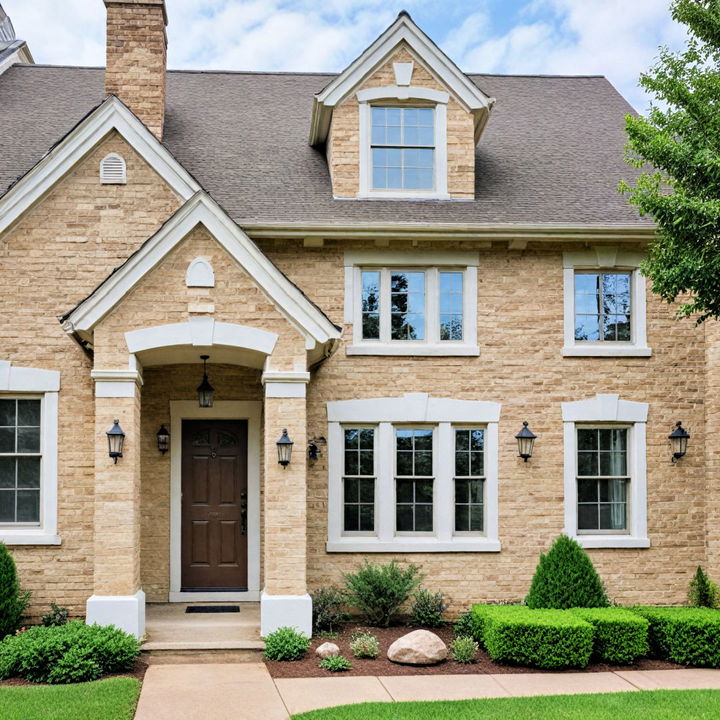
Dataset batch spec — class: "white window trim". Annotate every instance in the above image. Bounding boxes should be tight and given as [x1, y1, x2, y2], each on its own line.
[562, 248, 651, 357]
[344, 250, 479, 356]
[562, 393, 649, 549]
[327, 393, 500, 552]
[357, 90, 449, 200]
[0, 362, 60, 546]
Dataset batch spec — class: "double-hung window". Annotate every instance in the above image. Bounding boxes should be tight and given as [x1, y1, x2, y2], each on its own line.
[342, 428, 375, 533]
[395, 428, 433, 533]
[454, 429, 485, 533]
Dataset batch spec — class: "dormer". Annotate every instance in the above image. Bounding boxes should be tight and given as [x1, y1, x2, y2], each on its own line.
[310, 11, 494, 201]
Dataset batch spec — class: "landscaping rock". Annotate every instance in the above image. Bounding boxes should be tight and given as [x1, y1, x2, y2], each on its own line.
[387, 629, 448, 665]
[315, 642, 340, 659]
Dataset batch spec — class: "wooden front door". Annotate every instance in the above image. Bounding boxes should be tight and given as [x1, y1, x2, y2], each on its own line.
[181, 420, 248, 591]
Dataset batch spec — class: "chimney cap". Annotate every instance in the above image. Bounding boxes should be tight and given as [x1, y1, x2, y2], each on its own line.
[103, 0, 167, 26]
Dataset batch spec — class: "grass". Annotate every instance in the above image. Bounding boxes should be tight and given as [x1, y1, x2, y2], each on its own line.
[292, 689, 720, 719]
[0, 677, 140, 720]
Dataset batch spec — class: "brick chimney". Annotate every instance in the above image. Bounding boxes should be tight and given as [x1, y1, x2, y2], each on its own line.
[104, 0, 167, 139]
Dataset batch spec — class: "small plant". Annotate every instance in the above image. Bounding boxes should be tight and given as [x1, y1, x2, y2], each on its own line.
[319, 654, 352, 672]
[410, 589, 447, 627]
[450, 635, 479, 664]
[42, 603, 69, 627]
[344, 560, 423, 627]
[525, 534, 610, 609]
[349, 631, 380, 659]
[262, 626, 311, 661]
[689, 567, 720, 609]
[311, 586, 347, 633]
[454, 610, 483, 641]
[0, 543, 30, 640]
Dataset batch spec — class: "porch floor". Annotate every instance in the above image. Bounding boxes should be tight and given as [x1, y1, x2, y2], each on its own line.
[142, 602, 264, 651]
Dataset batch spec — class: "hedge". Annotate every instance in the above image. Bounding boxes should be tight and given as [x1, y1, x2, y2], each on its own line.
[631, 607, 720, 667]
[571, 607, 649, 665]
[473, 605, 593, 669]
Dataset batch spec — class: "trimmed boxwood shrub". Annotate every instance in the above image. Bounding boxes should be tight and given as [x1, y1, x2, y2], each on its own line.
[631, 606, 720, 667]
[474, 605, 594, 669]
[571, 607, 649, 664]
[0, 621, 139, 684]
[471, 605, 526, 646]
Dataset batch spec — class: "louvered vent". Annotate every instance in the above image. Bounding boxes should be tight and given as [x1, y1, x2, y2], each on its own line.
[100, 153, 127, 184]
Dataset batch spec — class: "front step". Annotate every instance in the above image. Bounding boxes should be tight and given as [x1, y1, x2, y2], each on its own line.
[142, 648, 264, 664]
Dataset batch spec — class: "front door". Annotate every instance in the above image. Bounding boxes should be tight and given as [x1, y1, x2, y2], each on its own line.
[181, 419, 248, 591]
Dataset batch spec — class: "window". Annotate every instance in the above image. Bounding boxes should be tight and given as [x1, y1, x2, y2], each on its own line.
[327, 394, 500, 552]
[576, 428, 628, 532]
[371, 107, 435, 191]
[574, 272, 631, 342]
[395, 428, 433, 532]
[440, 272, 463, 341]
[343, 428, 375, 532]
[454, 429, 484, 533]
[0, 399, 41, 524]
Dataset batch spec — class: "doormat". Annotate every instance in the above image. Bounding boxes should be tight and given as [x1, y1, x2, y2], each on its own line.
[185, 605, 240, 614]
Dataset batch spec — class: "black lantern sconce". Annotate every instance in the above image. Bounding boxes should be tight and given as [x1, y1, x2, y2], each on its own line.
[669, 421, 690, 462]
[196, 355, 214, 408]
[107, 419, 125, 464]
[277, 429, 294, 467]
[515, 421, 537, 462]
[157, 424, 170, 454]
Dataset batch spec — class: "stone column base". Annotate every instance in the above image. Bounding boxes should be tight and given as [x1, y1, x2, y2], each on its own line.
[86, 589, 146, 638]
[260, 591, 312, 637]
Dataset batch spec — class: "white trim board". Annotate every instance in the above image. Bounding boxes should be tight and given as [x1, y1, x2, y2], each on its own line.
[169, 401, 262, 601]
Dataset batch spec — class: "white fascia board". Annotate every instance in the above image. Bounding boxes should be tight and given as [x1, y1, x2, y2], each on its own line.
[0, 95, 200, 238]
[63, 192, 341, 347]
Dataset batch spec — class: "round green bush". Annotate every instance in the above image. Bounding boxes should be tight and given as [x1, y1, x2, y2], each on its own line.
[263, 626, 311, 661]
[450, 635, 479, 664]
[349, 631, 379, 659]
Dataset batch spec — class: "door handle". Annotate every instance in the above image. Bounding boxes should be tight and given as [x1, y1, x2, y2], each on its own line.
[240, 491, 247, 536]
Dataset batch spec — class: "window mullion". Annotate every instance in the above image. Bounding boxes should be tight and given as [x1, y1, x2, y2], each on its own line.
[379, 268, 391, 343]
[377, 422, 394, 542]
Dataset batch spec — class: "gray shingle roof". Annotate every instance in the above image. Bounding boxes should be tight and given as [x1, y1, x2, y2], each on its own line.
[0, 64, 651, 227]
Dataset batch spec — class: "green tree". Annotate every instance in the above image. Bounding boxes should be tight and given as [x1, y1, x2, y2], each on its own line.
[689, 566, 720, 608]
[0, 542, 30, 639]
[621, 0, 720, 322]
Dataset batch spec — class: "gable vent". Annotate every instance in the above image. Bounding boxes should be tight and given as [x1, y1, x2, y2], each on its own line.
[100, 153, 127, 184]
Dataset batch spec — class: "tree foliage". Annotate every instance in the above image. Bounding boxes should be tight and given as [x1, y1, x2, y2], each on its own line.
[0, 542, 30, 640]
[621, 0, 720, 322]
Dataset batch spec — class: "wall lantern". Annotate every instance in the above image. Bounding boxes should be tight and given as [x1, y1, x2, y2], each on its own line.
[196, 354, 214, 408]
[669, 421, 690, 462]
[107, 419, 125, 464]
[307, 436, 326, 462]
[277, 429, 293, 467]
[156, 424, 170, 454]
[515, 421, 537, 462]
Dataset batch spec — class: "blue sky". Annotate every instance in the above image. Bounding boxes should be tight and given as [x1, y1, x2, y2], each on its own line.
[4, 0, 688, 111]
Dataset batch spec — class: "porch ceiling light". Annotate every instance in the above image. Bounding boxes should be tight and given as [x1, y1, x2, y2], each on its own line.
[197, 354, 214, 408]
[107, 419, 125, 464]
[515, 421, 537, 462]
[669, 421, 690, 462]
[277, 429, 293, 467]
[157, 424, 170, 454]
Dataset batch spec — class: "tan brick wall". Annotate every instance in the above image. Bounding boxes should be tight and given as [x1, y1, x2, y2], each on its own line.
[104, 0, 167, 139]
[328, 44, 475, 199]
[705, 319, 720, 580]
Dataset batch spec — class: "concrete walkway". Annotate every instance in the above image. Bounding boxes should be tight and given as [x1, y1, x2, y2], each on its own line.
[133, 664, 720, 719]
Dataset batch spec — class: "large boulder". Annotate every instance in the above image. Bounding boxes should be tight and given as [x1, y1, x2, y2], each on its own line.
[315, 642, 340, 659]
[387, 630, 448, 665]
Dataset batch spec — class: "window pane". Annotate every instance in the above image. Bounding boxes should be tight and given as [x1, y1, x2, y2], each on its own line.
[414, 451, 432, 476]
[455, 451, 469, 477]
[359, 478, 375, 504]
[17, 458, 40, 489]
[359, 450, 374, 476]
[416, 479, 433, 503]
[578, 503, 598, 530]
[575, 271, 632, 343]
[17, 427, 40, 454]
[17, 490, 39, 523]
[396, 504, 413, 532]
[344, 477, 359, 503]
[469, 505, 484, 532]
[391, 272, 425, 340]
[17, 400, 40, 427]
[360, 429, 374, 449]
[470, 451, 484, 476]
[577, 451, 597, 476]
[396, 478, 414, 503]
[599, 503, 626, 530]
[0, 458, 14, 489]
[344, 451, 359, 476]
[577, 429, 597, 451]
[575, 315, 600, 342]
[455, 504, 469, 531]
[344, 504, 357, 532]
[455, 478, 469, 503]
[0, 427, 14, 453]
[344, 429, 359, 449]
[359, 504, 374, 531]
[415, 504, 433, 532]
[0, 490, 14, 522]
[0, 400, 15, 427]
[361, 271, 381, 340]
[577, 479, 597, 503]
[469, 479, 484, 504]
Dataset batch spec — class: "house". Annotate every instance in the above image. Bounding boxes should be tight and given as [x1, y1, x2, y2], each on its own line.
[0, 0, 715, 641]
[0, 3, 32, 75]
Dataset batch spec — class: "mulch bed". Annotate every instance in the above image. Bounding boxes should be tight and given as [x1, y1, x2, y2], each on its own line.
[265, 623, 683, 679]
[0, 658, 148, 687]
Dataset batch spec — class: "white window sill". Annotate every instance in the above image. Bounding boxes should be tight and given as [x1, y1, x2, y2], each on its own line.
[574, 535, 650, 549]
[0, 532, 61, 546]
[327, 537, 501, 553]
[347, 344, 480, 357]
[563, 346, 652, 358]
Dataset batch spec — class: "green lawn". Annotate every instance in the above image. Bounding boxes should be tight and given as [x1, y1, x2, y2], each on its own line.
[0, 677, 140, 720]
[293, 689, 720, 720]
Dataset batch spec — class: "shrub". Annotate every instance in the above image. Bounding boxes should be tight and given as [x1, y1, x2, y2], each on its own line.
[525, 535, 610, 609]
[311, 586, 347, 634]
[475, 605, 594, 669]
[343, 561, 422, 627]
[454, 610, 483, 642]
[319, 654, 352, 672]
[471, 605, 527, 646]
[450, 636, 478, 664]
[0, 543, 30, 640]
[410, 589, 447, 628]
[631, 607, 720, 667]
[689, 567, 720, 609]
[570, 607, 649, 665]
[349, 631, 379, 659]
[41, 603, 69, 628]
[0, 621, 139, 684]
[262, 626, 311, 661]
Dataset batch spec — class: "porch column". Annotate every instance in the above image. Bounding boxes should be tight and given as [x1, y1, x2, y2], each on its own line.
[86, 368, 145, 638]
[261, 371, 311, 636]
